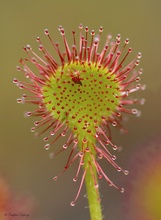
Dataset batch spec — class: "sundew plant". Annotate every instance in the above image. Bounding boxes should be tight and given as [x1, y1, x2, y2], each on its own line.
[14, 24, 145, 220]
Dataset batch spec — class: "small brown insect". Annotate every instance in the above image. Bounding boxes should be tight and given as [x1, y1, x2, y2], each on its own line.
[71, 76, 83, 85]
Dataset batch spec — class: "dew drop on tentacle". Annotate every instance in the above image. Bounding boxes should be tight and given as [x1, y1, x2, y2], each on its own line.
[43, 137, 48, 142]
[44, 144, 50, 150]
[70, 201, 75, 207]
[30, 127, 35, 132]
[117, 167, 122, 172]
[124, 170, 129, 175]
[44, 29, 49, 36]
[34, 121, 40, 126]
[51, 131, 55, 136]
[132, 109, 138, 115]
[73, 177, 77, 182]
[16, 66, 21, 71]
[61, 131, 66, 136]
[13, 78, 19, 84]
[74, 138, 78, 144]
[17, 98, 22, 104]
[112, 145, 118, 151]
[79, 152, 84, 157]
[112, 121, 117, 127]
[63, 143, 67, 149]
[98, 153, 103, 160]
[111, 155, 116, 161]
[98, 174, 102, 179]
[120, 188, 125, 193]
[53, 176, 58, 181]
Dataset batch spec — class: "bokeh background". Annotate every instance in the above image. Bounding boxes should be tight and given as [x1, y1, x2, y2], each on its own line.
[0, 0, 161, 219]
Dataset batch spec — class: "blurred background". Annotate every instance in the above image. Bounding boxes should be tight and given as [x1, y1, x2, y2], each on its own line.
[0, 0, 161, 219]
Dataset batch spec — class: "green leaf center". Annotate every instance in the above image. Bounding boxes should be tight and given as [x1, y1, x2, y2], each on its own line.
[42, 62, 121, 144]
